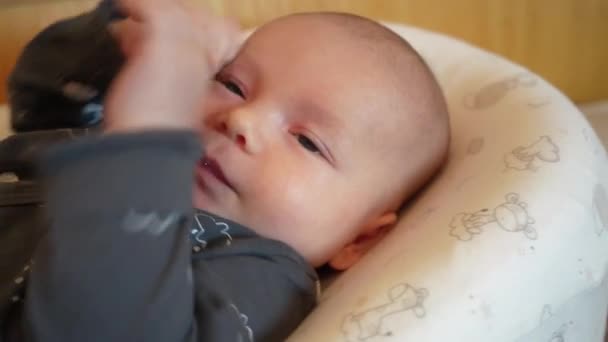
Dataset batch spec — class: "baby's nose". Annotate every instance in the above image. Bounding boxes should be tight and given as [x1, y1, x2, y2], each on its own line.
[218, 121, 246, 149]
[222, 109, 260, 154]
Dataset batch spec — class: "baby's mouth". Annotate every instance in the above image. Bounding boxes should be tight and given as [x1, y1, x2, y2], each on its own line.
[198, 156, 234, 191]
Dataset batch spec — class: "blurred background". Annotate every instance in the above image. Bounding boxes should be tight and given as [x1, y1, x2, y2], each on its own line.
[0, 0, 606, 143]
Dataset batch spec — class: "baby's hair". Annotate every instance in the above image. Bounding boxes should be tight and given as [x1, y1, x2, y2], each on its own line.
[309, 12, 448, 124]
[312, 12, 432, 69]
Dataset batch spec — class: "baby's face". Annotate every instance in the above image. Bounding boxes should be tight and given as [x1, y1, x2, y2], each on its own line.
[195, 16, 406, 266]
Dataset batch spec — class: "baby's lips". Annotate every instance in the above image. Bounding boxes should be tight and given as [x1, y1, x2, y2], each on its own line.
[199, 156, 236, 192]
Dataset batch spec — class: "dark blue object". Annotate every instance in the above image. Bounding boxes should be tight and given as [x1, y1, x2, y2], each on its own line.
[6, 0, 125, 132]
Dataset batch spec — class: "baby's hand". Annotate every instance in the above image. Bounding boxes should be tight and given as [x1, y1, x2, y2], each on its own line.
[105, 0, 240, 132]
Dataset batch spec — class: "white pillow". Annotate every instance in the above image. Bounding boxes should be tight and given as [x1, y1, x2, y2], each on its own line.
[288, 24, 608, 342]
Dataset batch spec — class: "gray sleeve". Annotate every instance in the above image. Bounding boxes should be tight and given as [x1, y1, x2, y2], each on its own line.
[23, 131, 202, 342]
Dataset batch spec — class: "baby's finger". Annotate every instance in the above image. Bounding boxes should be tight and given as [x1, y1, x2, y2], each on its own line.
[116, 0, 180, 22]
[212, 18, 243, 68]
[224, 19, 244, 58]
[108, 19, 144, 57]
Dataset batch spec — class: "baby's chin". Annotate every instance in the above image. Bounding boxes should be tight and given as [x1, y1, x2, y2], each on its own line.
[192, 182, 248, 229]
[193, 189, 228, 218]
[193, 185, 223, 213]
[193, 184, 316, 263]
[193, 167, 237, 217]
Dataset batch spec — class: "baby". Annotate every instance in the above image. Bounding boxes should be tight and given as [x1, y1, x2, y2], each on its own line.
[0, 0, 448, 341]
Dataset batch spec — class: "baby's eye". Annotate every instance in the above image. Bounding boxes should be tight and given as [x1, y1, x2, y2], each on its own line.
[215, 74, 245, 99]
[222, 80, 245, 98]
[297, 134, 321, 154]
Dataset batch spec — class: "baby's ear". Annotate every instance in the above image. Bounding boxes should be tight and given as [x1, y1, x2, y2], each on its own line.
[328, 212, 397, 271]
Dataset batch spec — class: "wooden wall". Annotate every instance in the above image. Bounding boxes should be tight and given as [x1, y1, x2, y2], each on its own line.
[1, 0, 607, 103]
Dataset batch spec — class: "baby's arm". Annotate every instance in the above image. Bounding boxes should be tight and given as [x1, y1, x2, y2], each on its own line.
[25, 130, 201, 342]
[21, 1, 242, 341]
[103, 0, 239, 133]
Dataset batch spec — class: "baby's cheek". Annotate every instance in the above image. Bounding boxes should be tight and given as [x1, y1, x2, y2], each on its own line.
[268, 180, 311, 219]
[248, 158, 338, 232]
[256, 176, 319, 228]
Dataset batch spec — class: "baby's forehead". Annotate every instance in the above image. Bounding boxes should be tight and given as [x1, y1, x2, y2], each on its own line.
[245, 14, 423, 85]
[240, 14, 429, 151]
[244, 14, 380, 58]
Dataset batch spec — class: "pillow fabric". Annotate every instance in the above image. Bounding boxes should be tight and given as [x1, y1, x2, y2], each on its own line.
[288, 24, 608, 342]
